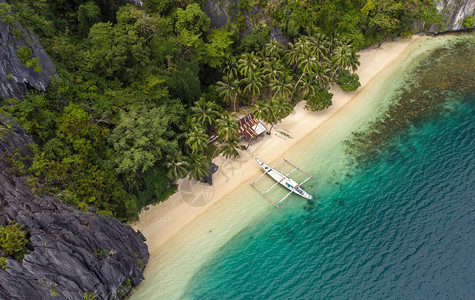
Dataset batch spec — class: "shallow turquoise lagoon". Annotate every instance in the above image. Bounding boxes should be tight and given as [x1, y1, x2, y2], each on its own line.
[184, 37, 475, 299]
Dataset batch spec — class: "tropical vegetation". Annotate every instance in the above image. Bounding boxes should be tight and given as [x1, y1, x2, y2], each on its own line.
[0, 0, 441, 221]
[0, 221, 28, 263]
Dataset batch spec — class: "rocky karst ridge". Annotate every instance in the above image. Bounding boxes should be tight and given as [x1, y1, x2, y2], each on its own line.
[202, 0, 474, 36]
[432, 0, 474, 31]
[0, 116, 149, 299]
[0, 0, 57, 100]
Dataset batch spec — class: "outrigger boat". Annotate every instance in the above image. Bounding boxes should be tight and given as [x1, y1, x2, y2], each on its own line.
[277, 130, 293, 139]
[250, 158, 314, 208]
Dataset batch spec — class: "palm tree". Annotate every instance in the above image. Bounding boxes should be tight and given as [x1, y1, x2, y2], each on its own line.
[270, 76, 293, 100]
[284, 41, 304, 72]
[223, 56, 240, 80]
[241, 72, 264, 105]
[297, 49, 319, 74]
[308, 33, 330, 61]
[261, 40, 284, 60]
[238, 52, 259, 78]
[191, 97, 221, 129]
[258, 97, 293, 134]
[216, 76, 240, 112]
[165, 152, 190, 182]
[188, 154, 210, 181]
[219, 136, 245, 159]
[271, 97, 293, 130]
[328, 34, 344, 53]
[185, 125, 209, 154]
[297, 73, 317, 99]
[178, 116, 195, 140]
[260, 102, 276, 134]
[252, 101, 270, 121]
[216, 112, 239, 142]
[348, 48, 361, 72]
[262, 59, 286, 83]
[314, 67, 331, 90]
[289, 52, 321, 103]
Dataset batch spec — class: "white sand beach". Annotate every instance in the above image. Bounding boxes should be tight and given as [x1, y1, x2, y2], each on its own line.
[126, 33, 472, 300]
[132, 35, 423, 255]
[126, 35, 445, 299]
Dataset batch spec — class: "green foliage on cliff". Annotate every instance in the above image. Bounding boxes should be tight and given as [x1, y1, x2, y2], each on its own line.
[16, 46, 31, 63]
[462, 16, 474, 29]
[233, 0, 439, 49]
[0, 257, 6, 269]
[0, 0, 443, 221]
[0, 221, 28, 261]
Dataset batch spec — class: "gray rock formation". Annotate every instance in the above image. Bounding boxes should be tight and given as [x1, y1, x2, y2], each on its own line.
[0, 116, 149, 300]
[203, 0, 235, 28]
[432, 0, 474, 31]
[0, 0, 57, 100]
[203, 0, 288, 44]
[203, 0, 473, 43]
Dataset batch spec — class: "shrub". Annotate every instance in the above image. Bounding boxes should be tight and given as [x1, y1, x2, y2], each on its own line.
[83, 291, 96, 300]
[0, 221, 28, 261]
[462, 16, 474, 29]
[237, 0, 251, 12]
[336, 69, 361, 92]
[305, 89, 333, 111]
[26, 58, 42, 72]
[0, 3, 18, 24]
[0, 257, 6, 269]
[16, 46, 32, 64]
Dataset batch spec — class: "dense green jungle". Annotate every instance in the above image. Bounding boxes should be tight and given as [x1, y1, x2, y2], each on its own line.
[0, 0, 449, 221]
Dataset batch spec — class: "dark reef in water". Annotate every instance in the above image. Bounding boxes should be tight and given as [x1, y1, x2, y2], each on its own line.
[345, 35, 475, 170]
[0, 116, 149, 299]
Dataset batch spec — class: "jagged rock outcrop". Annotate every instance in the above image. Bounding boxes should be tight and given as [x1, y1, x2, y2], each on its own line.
[0, 117, 149, 300]
[203, 0, 288, 44]
[203, 0, 235, 28]
[204, 0, 473, 43]
[431, 0, 474, 31]
[0, 0, 57, 100]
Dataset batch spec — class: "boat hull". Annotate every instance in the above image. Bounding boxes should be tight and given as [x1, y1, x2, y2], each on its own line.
[255, 158, 313, 200]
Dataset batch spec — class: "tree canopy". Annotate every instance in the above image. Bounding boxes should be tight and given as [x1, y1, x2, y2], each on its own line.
[0, 0, 442, 221]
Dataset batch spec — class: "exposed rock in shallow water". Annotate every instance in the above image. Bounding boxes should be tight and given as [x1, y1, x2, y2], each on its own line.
[0, 0, 57, 100]
[0, 117, 149, 299]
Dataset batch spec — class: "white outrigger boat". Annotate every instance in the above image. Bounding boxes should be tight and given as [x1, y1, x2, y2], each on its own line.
[250, 158, 314, 208]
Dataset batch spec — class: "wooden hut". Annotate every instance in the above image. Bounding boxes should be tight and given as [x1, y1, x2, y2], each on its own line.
[237, 113, 266, 143]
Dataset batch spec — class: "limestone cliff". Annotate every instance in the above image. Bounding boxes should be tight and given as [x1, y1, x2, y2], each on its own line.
[432, 0, 474, 31]
[203, 0, 474, 39]
[0, 116, 149, 300]
[0, 0, 57, 100]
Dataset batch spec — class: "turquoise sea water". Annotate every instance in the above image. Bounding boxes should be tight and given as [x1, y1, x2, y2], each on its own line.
[183, 39, 475, 298]
[127, 34, 474, 300]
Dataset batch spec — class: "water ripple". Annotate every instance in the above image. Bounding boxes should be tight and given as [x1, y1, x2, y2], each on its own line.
[186, 96, 474, 299]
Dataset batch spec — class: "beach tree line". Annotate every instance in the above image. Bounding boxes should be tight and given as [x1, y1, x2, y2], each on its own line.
[216, 33, 361, 117]
[0, 0, 440, 221]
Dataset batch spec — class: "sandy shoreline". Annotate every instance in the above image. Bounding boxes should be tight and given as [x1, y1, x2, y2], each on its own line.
[131, 36, 421, 256]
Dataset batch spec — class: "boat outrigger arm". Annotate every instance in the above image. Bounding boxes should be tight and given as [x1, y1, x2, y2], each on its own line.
[250, 158, 315, 208]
